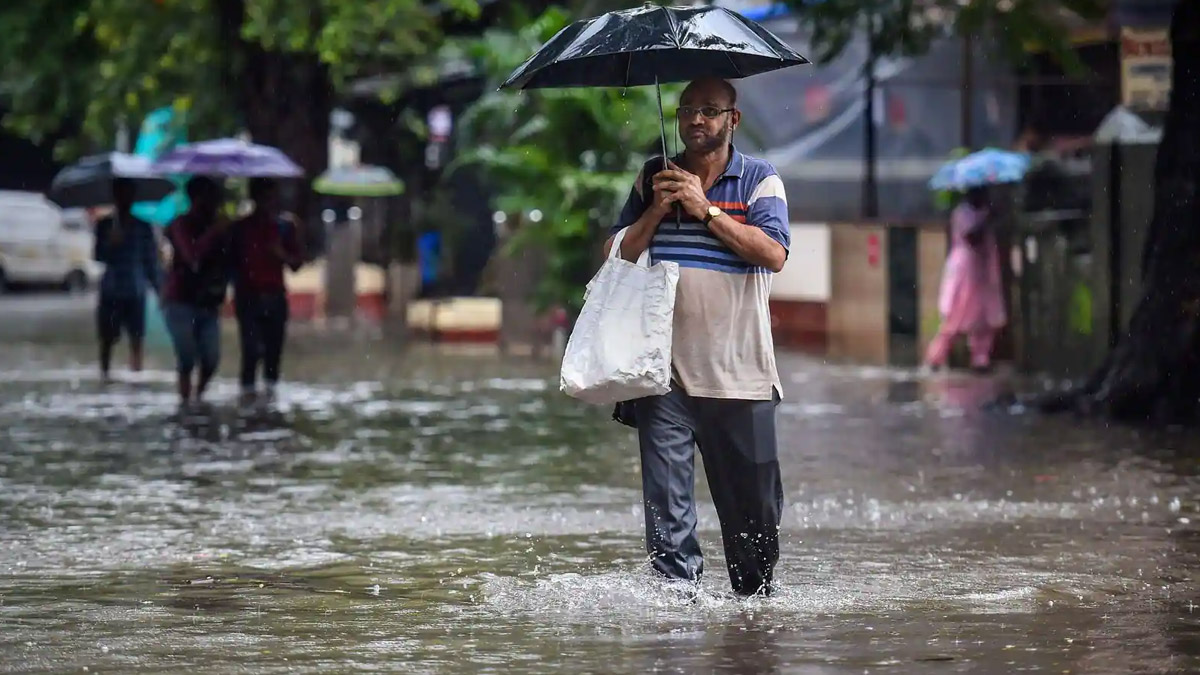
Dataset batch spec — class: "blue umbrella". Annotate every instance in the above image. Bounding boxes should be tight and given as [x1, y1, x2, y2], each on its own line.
[928, 148, 1032, 192]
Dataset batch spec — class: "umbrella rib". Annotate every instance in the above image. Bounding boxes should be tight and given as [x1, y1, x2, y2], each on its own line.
[662, 5, 682, 49]
[724, 51, 746, 79]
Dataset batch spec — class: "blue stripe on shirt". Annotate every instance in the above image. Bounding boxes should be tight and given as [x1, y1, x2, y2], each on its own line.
[610, 147, 790, 272]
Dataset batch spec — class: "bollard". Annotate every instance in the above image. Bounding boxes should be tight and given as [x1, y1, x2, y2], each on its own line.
[323, 206, 363, 324]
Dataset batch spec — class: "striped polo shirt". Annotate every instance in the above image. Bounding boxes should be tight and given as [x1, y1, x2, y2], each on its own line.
[611, 145, 789, 401]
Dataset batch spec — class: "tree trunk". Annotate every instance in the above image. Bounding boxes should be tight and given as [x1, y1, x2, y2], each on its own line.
[241, 47, 331, 238]
[1040, 0, 1200, 423]
[212, 0, 330, 244]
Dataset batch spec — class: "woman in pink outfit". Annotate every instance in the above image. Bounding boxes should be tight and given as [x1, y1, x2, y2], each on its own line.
[925, 187, 1007, 371]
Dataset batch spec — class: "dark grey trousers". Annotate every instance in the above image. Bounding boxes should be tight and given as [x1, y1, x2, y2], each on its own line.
[635, 385, 782, 596]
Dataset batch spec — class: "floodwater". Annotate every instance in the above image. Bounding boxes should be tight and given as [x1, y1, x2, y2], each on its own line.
[2, 329, 1199, 673]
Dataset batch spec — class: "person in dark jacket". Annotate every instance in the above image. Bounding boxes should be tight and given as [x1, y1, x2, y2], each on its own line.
[232, 178, 304, 402]
[93, 178, 162, 382]
[162, 177, 232, 406]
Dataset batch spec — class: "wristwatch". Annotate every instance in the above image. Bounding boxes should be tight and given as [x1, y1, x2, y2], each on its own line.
[703, 205, 722, 225]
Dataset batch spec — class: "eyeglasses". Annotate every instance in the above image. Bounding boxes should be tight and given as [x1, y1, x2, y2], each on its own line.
[675, 106, 735, 120]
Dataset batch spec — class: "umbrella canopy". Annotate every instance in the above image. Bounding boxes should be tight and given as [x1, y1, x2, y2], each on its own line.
[314, 165, 405, 197]
[500, 3, 808, 224]
[928, 148, 1032, 192]
[48, 153, 176, 208]
[501, 4, 808, 90]
[152, 139, 304, 178]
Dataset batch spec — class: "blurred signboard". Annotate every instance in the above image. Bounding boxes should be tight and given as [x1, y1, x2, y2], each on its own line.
[425, 105, 453, 170]
[1120, 27, 1171, 112]
[329, 136, 361, 170]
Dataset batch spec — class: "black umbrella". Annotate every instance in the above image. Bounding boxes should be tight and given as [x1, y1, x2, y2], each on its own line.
[501, 3, 809, 167]
[49, 153, 176, 208]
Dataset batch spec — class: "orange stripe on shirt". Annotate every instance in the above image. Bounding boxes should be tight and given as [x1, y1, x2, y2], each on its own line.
[711, 201, 746, 210]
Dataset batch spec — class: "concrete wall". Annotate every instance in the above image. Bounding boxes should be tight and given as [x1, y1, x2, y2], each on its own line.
[827, 224, 890, 364]
[377, 218, 948, 366]
[768, 220, 947, 365]
[773, 224, 832, 300]
[821, 221, 947, 366]
[770, 223, 831, 352]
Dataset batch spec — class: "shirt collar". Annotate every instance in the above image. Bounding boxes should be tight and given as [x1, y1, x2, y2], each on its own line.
[724, 144, 746, 179]
[672, 144, 746, 181]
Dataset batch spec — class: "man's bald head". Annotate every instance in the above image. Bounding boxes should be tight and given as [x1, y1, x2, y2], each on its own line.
[681, 78, 738, 109]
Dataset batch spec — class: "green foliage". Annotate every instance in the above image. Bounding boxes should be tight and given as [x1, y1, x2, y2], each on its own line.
[449, 6, 679, 315]
[0, 0, 471, 160]
[241, 0, 468, 79]
[1, 0, 220, 157]
[782, 0, 1107, 72]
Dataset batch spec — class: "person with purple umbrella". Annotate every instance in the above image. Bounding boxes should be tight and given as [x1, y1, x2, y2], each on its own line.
[161, 177, 233, 407]
[230, 178, 304, 404]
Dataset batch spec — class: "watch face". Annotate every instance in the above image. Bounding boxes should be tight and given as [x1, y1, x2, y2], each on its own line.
[708, 206, 721, 217]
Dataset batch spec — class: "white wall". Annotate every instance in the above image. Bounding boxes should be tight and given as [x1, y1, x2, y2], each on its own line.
[772, 223, 831, 302]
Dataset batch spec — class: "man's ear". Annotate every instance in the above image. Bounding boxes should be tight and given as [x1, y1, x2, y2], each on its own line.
[730, 109, 741, 131]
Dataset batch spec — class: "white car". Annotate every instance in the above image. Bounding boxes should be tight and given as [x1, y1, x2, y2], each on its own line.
[0, 191, 103, 293]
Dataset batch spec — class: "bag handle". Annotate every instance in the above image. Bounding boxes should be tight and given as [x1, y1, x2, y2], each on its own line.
[609, 227, 651, 267]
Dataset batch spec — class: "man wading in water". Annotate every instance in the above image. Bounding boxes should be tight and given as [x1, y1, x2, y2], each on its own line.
[604, 78, 789, 597]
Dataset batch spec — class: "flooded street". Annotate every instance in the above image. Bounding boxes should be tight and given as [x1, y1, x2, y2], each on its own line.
[2, 321, 1199, 673]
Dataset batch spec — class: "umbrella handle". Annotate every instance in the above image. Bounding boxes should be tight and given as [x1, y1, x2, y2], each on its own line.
[656, 77, 668, 172]
[655, 77, 681, 229]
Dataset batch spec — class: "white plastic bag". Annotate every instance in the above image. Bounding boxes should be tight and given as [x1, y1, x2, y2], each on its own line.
[560, 227, 679, 405]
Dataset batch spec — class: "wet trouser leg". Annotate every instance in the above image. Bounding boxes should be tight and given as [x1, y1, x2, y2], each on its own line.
[967, 329, 996, 368]
[260, 293, 288, 385]
[194, 308, 221, 398]
[924, 326, 954, 367]
[164, 303, 198, 375]
[637, 386, 783, 594]
[694, 394, 783, 596]
[636, 387, 703, 583]
[235, 295, 263, 390]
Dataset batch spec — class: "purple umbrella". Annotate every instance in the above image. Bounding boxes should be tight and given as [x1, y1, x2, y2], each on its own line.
[152, 138, 304, 178]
